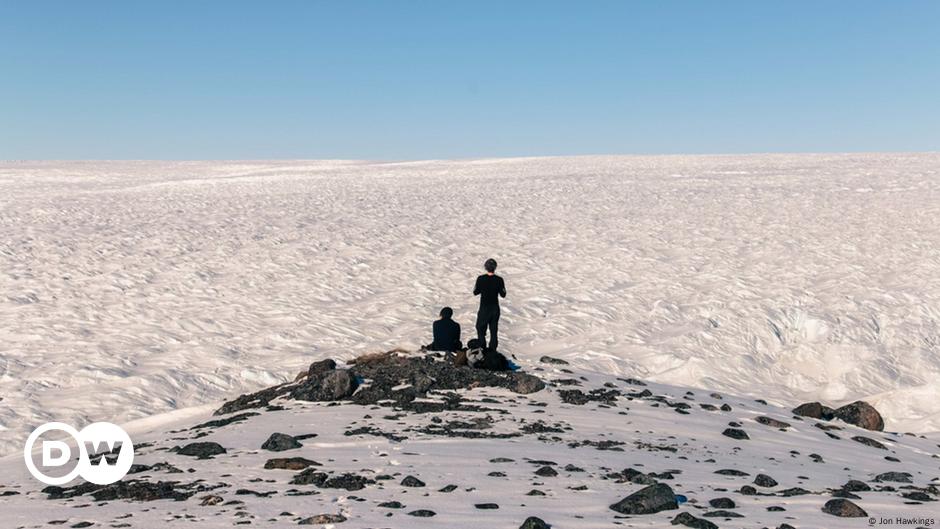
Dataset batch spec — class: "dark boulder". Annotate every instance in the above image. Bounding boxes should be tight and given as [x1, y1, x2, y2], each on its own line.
[263, 457, 319, 470]
[822, 498, 867, 517]
[261, 432, 302, 452]
[722, 428, 749, 440]
[291, 369, 358, 401]
[793, 402, 835, 420]
[708, 497, 735, 509]
[307, 358, 337, 376]
[834, 401, 884, 431]
[874, 471, 912, 483]
[176, 442, 226, 459]
[610, 483, 678, 514]
[843, 480, 871, 492]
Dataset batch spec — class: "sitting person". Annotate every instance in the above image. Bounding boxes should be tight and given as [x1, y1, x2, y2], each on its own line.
[428, 306, 462, 352]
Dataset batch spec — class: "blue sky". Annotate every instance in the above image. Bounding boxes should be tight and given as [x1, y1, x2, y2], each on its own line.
[1, 1, 938, 159]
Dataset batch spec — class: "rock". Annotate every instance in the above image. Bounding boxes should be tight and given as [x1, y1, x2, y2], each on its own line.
[739, 485, 758, 495]
[475, 503, 499, 509]
[438, 484, 458, 492]
[756, 416, 791, 429]
[176, 442, 226, 459]
[408, 510, 436, 517]
[558, 389, 590, 405]
[401, 475, 425, 487]
[715, 469, 749, 476]
[539, 356, 569, 365]
[264, 457, 320, 470]
[44, 480, 200, 502]
[754, 474, 778, 487]
[261, 432, 302, 451]
[610, 483, 678, 514]
[671, 512, 718, 529]
[509, 373, 546, 394]
[307, 359, 337, 376]
[778, 487, 811, 497]
[722, 428, 749, 440]
[703, 510, 743, 518]
[834, 401, 884, 431]
[843, 480, 871, 492]
[199, 494, 223, 506]
[708, 497, 735, 509]
[519, 517, 550, 529]
[852, 436, 887, 450]
[793, 402, 835, 420]
[874, 471, 912, 483]
[822, 498, 867, 517]
[299, 513, 346, 524]
[378, 501, 404, 508]
[291, 369, 358, 401]
[535, 466, 558, 477]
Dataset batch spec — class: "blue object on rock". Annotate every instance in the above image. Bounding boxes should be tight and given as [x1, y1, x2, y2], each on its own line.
[675, 494, 688, 504]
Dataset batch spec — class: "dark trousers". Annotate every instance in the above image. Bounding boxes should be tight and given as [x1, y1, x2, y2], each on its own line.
[476, 306, 500, 351]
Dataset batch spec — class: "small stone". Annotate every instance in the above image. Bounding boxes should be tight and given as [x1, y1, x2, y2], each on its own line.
[722, 428, 749, 440]
[199, 494, 224, 506]
[539, 356, 569, 365]
[671, 512, 718, 529]
[535, 466, 558, 477]
[299, 513, 346, 524]
[756, 416, 791, 429]
[519, 516, 550, 529]
[401, 475, 425, 487]
[852, 436, 887, 450]
[754, 474, 778, 487]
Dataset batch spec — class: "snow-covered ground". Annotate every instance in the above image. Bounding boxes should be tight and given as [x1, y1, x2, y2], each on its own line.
[1, 355, 937, 528]
[1, 154, 939, 459]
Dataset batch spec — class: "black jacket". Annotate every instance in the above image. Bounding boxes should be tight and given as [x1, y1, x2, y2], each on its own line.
[474, 274, 506, 308]
[431, 318, 461, 351]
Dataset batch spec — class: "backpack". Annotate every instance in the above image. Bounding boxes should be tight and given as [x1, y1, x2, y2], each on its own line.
[465, 339, 510, 371]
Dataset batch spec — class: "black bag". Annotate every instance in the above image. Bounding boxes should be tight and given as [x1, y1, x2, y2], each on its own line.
[465, 339, 510, 371]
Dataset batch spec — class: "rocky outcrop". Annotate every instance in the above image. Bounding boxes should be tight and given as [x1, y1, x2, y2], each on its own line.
[215, 351, 545, 415]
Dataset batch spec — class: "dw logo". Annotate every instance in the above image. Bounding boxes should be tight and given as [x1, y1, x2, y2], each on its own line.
[23, 422, 134, 486]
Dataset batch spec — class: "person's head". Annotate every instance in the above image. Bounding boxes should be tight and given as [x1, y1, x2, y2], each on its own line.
[484, 258, 497, 274]
[439, 306, 453, 320]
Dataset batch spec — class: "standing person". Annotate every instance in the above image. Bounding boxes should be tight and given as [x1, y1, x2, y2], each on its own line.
[429, 306, 462, 352]
[473, 258, 506, 351]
